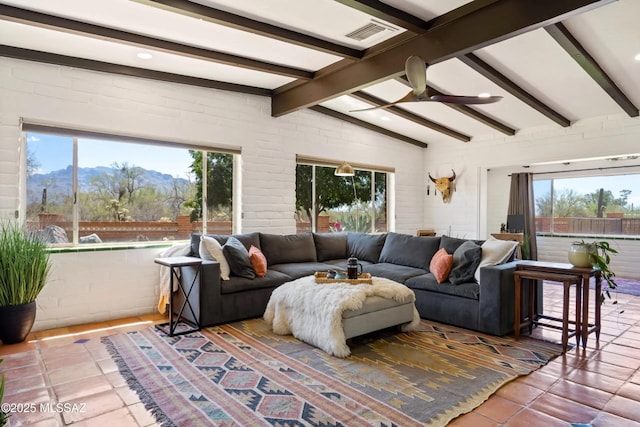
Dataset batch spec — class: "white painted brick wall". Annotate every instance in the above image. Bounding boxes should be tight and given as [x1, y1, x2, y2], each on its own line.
[0, 57, 425, 330]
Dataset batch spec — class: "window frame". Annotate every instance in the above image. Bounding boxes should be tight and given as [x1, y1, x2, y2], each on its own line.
[295, 155, 394, 234]
[20, 120, 241, 246]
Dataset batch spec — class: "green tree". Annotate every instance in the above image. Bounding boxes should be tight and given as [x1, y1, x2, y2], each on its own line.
[296, 165, 384, 230]
[536, 188, 589, 217]
[584, 188, 632, 216]
[185, 151, 233, 221]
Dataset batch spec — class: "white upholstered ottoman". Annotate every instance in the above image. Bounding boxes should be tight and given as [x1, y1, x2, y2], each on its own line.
[264, 275, 421, 357]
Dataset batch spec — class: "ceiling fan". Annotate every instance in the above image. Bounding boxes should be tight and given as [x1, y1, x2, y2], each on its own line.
[350, 55, 502, 112]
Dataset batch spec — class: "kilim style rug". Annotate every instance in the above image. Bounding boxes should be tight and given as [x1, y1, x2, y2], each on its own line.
[102, 319, 562, 427]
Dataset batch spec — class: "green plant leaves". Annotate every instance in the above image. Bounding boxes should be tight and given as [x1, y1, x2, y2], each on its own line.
[0, 220, 51, 306]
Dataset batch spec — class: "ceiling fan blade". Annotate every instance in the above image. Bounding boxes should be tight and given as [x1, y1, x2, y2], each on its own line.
[349, 91, 415, 112]
[430, 94, 503, 104]
[405, 56, 427, 96]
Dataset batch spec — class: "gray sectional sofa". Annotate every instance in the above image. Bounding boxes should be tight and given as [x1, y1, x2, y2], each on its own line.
[177, 231, 519, 336]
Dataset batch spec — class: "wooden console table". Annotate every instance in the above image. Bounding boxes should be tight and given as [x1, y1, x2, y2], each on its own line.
[513, 269, 581, 353]
[155, 256, 202, 336]
[515, 261, 602, 349]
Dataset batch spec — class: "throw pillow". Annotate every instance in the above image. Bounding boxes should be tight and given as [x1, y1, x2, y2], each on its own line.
[248, 245, 267, 277]
[199, 235, 230, 280]
[448, 240, 482, 285]
[222, 236, 256, 279]
[474, 236, 519, 282]
[429, 248, 454, 284]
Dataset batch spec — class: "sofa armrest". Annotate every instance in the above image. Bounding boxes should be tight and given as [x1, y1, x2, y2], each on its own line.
[477, 261, 518, 336]
[177, 260, 221, 327]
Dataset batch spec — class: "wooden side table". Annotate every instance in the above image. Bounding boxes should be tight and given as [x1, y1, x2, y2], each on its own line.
[155, 256, 202, 336]
[515, 261, 602, 348]
[513, 269, 581, 353]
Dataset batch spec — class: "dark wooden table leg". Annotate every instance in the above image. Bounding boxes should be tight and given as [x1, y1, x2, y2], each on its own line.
[595, 272, 602, 341]
[575, 279, 582, 347]
[514, 274, 522, 339]
[581, 273, 589, 347]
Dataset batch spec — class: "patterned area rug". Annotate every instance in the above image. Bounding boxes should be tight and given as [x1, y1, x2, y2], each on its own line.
[102, 319, 562, 427]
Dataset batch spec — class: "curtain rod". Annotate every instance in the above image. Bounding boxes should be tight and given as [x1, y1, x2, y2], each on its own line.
[508, 164, 640, 176]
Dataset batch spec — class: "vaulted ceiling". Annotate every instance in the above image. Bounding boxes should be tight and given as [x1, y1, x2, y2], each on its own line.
[1, 0, 639, 148]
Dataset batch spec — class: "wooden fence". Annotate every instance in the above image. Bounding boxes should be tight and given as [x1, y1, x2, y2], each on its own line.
[33, 214, 232, 243]
[535, 216, 640, 236]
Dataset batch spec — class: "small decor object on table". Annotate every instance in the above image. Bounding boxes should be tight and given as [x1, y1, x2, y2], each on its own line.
[314, 271, 373, 285]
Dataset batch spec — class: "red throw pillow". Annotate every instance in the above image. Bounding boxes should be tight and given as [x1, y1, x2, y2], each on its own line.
[430, 248, 453, 284]
[248, 245, 267, 277]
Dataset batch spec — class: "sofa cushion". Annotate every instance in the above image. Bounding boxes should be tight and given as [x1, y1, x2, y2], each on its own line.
[347, 233, 387, 263]
[220, 270, 291, 294]
[449, 240, 483, 285]
[363, 262, 426, 283]
[474, 236, 519, 282]
[405, 273, 480, 300]
[191, 232, 260, 256]
[223, 236, 256, 279]
[260, 232, 317, 266]
[269, 262, 338, 280]
[199, 235, 231, 280]
[439, 235, 484, 254]
[379, 232, 440, 269]
[313, 232, 348, 262]
[249, 245, 267, 277]
[429, 248, 453, 284]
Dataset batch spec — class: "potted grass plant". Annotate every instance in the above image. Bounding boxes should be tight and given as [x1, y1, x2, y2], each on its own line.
[0, 220, 51, 344]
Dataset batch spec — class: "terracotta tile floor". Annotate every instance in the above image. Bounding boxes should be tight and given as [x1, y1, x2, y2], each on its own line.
[1, 286, 639, 426]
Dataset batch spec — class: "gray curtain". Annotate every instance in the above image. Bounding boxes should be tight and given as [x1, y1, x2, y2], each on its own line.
[508, 173, 538, 260]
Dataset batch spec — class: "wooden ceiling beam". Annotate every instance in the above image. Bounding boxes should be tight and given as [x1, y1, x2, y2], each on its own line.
[134, 0, 363, 59]
[310, 106, 427, 148]
[350, 91, 471, 142]
[545, 22, 638, 117]
[459, 53, 571, 127]
[0, 4, 312, 80]
[272, 0, 615, 117]
[0, 45, 271, 96]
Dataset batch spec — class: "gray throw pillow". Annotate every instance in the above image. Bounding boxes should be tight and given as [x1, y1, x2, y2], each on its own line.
[448, 240, 482, 285]
[222, 236, 256, 279]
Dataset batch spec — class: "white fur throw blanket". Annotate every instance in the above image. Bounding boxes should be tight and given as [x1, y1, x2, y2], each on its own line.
[264, 275, 420, 357]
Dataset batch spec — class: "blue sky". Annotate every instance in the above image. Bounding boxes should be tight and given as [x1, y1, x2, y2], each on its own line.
[27, 134, 194, 178]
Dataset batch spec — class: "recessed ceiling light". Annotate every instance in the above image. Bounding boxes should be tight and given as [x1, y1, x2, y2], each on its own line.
[137, 52, 153, 60]
[635, 52, 640, 61]
[478, 92, 491, 98]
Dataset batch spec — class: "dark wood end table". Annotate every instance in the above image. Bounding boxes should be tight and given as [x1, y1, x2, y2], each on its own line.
[515, 261, 602, 349]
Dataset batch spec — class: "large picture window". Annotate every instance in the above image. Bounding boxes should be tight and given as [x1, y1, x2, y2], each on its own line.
[295, 159, 389, 234]
[533, 173, 640, 237]
[24, 127, 236, 245]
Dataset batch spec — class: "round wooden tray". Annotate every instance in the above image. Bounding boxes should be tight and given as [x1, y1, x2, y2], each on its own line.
[314, 271, 373, 285]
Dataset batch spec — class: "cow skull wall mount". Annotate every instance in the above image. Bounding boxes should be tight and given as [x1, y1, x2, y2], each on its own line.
[428, 170, 456, 203]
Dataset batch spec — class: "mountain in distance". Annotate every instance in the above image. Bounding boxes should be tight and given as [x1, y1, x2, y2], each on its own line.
[27, 166, 191, 204]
